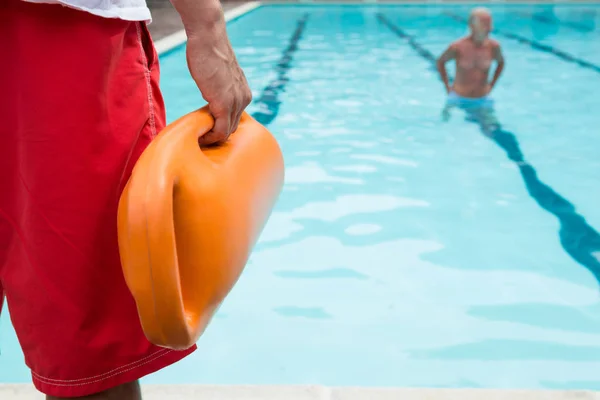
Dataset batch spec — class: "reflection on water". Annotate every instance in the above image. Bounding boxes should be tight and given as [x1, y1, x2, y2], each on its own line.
[273, 306, 333, 319]
[528, 6, 596, 36]
[274, 267, 369, 280]
[528, 7, 560, 40]
[455, 103, 600, 286]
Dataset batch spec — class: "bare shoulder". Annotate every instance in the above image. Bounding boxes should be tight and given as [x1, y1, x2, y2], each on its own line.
[488, 38, 502, 50]
[448, 37, 468, 55]
[439, 38, 461, 60]
[488, 38, 504, 59]
[453, 37, 469, 48]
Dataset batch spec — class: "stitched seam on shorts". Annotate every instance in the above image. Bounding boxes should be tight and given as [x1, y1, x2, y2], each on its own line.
[136, 22, 157, 139]
[30, 348, 171, 384]
[115, 121, 146, 199]
[31, 349, 173, 387]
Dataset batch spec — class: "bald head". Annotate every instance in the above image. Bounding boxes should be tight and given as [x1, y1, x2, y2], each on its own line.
[469, 7, 492, 24]
[468, 7, 492, 40]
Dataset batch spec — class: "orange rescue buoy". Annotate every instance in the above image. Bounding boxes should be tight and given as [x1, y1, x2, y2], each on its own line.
[117, 107, 284, 350]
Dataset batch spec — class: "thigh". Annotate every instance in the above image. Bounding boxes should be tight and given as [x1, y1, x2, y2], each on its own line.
[0, 1, 195, 397]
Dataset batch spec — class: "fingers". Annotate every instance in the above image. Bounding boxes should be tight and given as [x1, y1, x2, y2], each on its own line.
[199, 100, 231, 146]
[239, 85, 253, 126]
[230, 86, 253, 135]
[226, 85, 252, 137]
[199, 88, 253, 147]
[199, 116, 230, 147]
[229, 97, 241, 136]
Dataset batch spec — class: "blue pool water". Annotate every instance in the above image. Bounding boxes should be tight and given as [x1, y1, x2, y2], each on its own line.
[2, 2, 600, 391]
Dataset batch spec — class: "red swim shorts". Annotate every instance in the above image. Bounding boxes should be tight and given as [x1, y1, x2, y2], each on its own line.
[0, 1, 196, 397]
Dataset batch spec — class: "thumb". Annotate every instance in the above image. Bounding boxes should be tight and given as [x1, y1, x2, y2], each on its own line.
[199, 114, 231, 146]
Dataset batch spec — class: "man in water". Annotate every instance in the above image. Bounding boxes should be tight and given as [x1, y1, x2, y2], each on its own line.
[437, 7, 505, 125]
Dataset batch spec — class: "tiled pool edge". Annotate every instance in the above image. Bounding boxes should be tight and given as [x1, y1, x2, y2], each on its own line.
[1, 385, 600, 399]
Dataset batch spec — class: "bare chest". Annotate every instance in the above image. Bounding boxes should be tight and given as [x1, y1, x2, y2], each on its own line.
[456, 44, 494, 71]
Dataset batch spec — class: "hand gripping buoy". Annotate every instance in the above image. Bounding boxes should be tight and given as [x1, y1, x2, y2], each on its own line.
[117, 107, 284, 350]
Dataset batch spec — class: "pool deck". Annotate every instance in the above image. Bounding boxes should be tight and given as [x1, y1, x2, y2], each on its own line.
[1, 384, 600, 399]
[148, 0, 251, 40]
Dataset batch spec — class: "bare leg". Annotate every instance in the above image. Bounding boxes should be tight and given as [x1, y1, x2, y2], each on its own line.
[47, 381, 142, 400]
[441, 103, 453, 121]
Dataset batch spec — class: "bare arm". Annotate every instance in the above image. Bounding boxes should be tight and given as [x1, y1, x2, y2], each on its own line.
[436, 44, 456, 93]
[170, 0, 252, 145]
[490, 42, 505, 89]
[170, 0, 223, 31]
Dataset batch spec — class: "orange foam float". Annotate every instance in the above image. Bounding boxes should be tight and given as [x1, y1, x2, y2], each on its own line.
[117, 107, 284, 350]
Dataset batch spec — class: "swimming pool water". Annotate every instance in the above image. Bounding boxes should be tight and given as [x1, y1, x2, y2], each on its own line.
[2, 2, 600, 391]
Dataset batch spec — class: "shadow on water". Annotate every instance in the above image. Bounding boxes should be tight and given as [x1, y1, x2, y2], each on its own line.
[460, 105, 600, 285]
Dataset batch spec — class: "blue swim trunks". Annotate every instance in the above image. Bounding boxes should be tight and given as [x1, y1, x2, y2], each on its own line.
[446, 91, 494, 110]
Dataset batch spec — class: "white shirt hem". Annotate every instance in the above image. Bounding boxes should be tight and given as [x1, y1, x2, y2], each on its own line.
[21, 0, 152, 23]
